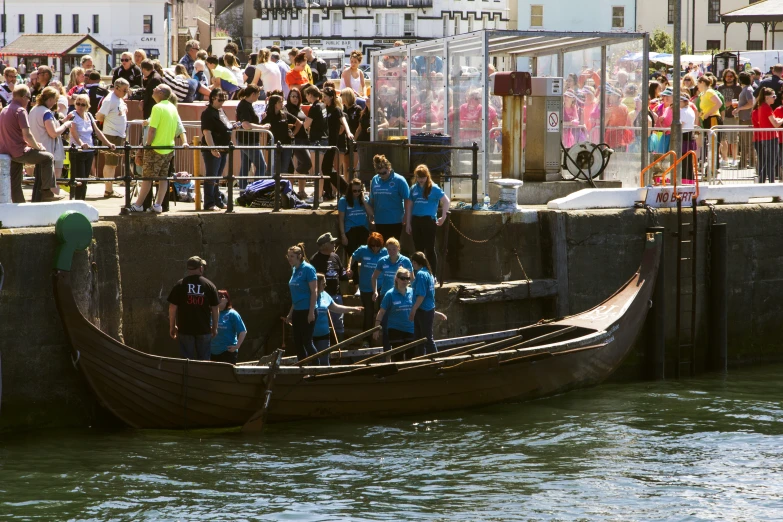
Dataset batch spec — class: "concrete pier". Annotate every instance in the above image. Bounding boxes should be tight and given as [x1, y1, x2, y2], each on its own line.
[2, 204, 783, 431]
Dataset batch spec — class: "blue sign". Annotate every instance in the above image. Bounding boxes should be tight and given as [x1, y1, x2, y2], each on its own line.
[76, 44, 92, 54]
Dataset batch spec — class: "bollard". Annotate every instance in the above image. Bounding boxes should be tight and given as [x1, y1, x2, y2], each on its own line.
[0, 153, 12, 204]
[226, 142, 235, 213]
[709, 223, 728, 373]
[646, 226, 666, 380]
[471, 142, 479, 209]
[273, 142, 282, 212]
[121, 143, 132, 215]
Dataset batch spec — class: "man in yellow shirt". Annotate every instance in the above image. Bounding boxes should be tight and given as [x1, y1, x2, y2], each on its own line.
[129, 84, 188, 213]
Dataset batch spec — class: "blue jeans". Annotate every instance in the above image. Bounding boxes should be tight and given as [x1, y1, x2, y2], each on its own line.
[414, 308, 437, 357]
[314, 335, 331, 366]
[239, 147, 266, 190]
[202, 150, 227, 208]
[179, 333, 212, 360]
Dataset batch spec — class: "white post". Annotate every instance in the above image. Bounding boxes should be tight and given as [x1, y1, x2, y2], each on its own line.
[0, 154, 12, 204]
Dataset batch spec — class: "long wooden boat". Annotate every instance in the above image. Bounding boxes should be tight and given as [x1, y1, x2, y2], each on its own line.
[53, 212, 662, 430]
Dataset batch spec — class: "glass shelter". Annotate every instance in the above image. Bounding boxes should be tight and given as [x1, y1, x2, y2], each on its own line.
[370, 30, 650, 199]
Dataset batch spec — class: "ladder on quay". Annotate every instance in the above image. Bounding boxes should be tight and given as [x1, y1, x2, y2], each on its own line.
[675, 193, 697, 378]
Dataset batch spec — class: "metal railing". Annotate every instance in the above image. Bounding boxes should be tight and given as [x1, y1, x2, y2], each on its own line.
[702, 126, 780, 185]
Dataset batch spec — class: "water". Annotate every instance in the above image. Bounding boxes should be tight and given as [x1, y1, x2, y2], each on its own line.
[1, 364, 782, 521]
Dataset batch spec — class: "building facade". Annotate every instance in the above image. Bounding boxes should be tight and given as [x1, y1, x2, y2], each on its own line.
[248, 0, 510, 62]
[636, 0, 769, 52]
[515, 0, 636, 32]
[0, 0, 177, 72]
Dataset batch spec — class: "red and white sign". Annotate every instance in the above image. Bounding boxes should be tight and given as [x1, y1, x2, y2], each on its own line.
[644, 186, 697, 208]
[547, 111, 560, 133]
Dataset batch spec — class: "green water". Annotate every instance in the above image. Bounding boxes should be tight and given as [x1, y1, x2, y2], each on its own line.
[1, 365, 782, 521]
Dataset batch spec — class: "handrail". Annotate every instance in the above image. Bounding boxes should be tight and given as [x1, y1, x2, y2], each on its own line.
[665, 151, 700, 200]
[640, 150, 677, 187]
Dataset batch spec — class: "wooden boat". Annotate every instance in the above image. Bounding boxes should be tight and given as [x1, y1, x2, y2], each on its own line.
[53, 212, 662, 430]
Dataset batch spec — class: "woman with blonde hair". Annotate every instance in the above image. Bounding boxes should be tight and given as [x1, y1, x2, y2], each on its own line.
[68, 93, 117, 199]
[133, 49, 147, 68]
[29, 86, 73, 196]
[286, 243, 319, 362]
[249, 48, 282, 93]
[340, 50, 366, 98]
[373, 266, 416, 360]
[223, 52, 244, 87]
[112, 51, 143, 87]
[404, 164, 450, 274]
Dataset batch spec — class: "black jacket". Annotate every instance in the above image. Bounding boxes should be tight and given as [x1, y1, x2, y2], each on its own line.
[754, 74, 783, 109]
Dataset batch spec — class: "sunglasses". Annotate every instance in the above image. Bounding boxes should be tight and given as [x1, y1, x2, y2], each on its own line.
[121, 58, 131, 62]
[352, 189, 362, 194]
[75, 102, 88, 106]
[377, 169, 389, 175]
[397, 276, 410, 281]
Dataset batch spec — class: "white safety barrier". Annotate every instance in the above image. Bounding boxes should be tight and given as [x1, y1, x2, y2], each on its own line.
[0, 201, 99, 228]
[548, 183, 783, 211]
[0, 154, 11, 204]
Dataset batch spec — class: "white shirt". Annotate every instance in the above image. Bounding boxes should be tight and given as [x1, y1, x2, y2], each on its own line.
[680, 106, 695, 131]
[258, 62, 282, 93]
[98, 91, 128, 138]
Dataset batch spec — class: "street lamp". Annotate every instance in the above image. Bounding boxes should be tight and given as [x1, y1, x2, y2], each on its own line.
[208, 2, 213, 53]
[306, 1, 320, 47]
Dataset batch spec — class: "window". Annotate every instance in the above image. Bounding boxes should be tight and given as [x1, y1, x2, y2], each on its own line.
[376, 13, 382, 35]
[312, 13, 320, 36]
[143, 15, 153, 33]
[707, 0, 720, 23]
[705, 39, 721, 50]
[454, 14, 459, 35]
[668, 0, 674, 24]
[747, 40, 763, 50]
[612, 6, 624, 28]
[332, 11, 342, 36]
[468, 14, 473, 33]
[93, 14, 99, 33]
[404, 13, 414, 36]
[37, 14, 43, 33]
[55, 14, 62, 33]
[443, 14, 448, 36]
[530, 5, 543, 27]
[18, 14, 24, 33]
[72, 14, 79, 32]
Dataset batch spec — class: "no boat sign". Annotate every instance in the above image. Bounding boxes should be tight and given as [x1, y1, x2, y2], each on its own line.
[546, 111, 560, 133]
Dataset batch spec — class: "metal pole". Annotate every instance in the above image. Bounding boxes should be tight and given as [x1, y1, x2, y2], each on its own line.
[471, 142, 478, 209]
[273, 142, 282, 212]
[671, 0, 683, 185]
[121, 142, 132, 215]
[226, 142, 234, 213]
[646, 226, 666, 380]
[641, 33, 650, 174]
[307, 3, 311, 47]
[193, 136, 201, 211]
[348, 139, 355, 178]
[600, 46, 607, 159]
[709, 222, 728, 373]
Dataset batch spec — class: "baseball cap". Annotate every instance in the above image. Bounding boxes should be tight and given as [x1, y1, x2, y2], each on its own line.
[317, 232, 338, 246]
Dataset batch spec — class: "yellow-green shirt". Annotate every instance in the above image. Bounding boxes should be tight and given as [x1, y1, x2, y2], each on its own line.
[149, 100, 181, 154]
[699, 88, 721, 118]
[211, 65, 238, 86]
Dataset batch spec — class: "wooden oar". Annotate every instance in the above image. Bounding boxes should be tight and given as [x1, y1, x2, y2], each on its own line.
[420, 335, 525, 360]
[351, 338, 427, 365]
[409, 341, 486, 360]
[241, 349, 284, 433]
[499, 342, 606, 366]
[483, 326, 578, 355]
[295, 326, 380, 367]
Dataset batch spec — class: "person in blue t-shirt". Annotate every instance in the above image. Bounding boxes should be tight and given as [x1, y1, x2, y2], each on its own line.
[348, 232, 388, 331]
[210, 289, 248, 364]
[405, 164, 450, 276]
[369, 154, 410, 243]
[409, 251, 447, 358]
[374, 267, 416, 361]
[371, 237, 413, 303]
[338, 178, 374, 268]
[286, 243, 318, 362]
[313, 273, 364, 365]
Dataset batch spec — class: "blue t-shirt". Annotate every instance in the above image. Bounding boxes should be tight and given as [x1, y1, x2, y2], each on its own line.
[381, 287, 415, 334]
[409, 183, 445, 219]
[370, 171, 410, 225]
[313, 292, 334, 337]
[337, 195, 370, 232]
[413, 267, 436, 312]
[375, 254, 413, 297]
[210, 309, 247, 355]
[289, 261, 317, 310]
[353, 245, 388, 293]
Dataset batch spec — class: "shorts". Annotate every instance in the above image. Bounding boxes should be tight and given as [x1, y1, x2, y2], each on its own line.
[721, 117, 738, 143]
[143, 150, 174, 180]
[102, 134, 126, 166]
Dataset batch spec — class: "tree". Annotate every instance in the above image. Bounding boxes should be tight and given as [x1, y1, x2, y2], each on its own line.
[649, 29, 690, 54]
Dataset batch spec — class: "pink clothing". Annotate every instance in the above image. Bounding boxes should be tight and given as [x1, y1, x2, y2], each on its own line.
[0, 100, 31, 158]
[656, 104, 673, 132]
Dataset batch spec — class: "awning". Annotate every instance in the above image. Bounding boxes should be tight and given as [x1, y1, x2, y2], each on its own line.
[722, 0, 783, 23]
[0, 34, 111, 57]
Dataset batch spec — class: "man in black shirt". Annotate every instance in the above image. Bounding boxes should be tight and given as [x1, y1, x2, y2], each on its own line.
[167, 256, 220, 360]
[310, 232, 352, 340]
[304, 47, 328, 88]
[754, 64, 783, 110]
